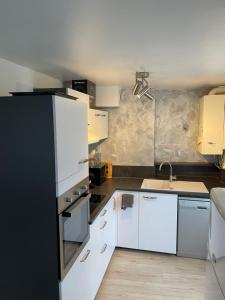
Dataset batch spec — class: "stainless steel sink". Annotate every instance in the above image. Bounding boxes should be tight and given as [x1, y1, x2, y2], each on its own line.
[141, 179, 208, 194]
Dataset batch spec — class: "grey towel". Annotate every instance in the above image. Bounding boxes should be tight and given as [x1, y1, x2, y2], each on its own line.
[121, 194, 134, 210]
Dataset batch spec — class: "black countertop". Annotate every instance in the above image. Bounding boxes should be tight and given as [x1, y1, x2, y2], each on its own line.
[89, 175, 225, 224]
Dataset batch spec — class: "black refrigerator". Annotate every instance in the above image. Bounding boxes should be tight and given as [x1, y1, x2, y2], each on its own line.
[0, 93, 88, 300]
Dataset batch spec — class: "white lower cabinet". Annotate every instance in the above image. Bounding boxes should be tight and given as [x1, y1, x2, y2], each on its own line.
[90, 195, 116, 298]
[60, 241, 94, 300]
[116, 191, 139, 249]
[139, 192, 178, 254]
[60, 196, 116, 300]
[61, 191, 179, 300]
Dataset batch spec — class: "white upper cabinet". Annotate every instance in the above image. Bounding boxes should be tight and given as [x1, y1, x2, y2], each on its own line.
[96, 85, 120, 107]
[53, 95, 88, 196]
[139, 192, 178, 254]
[88, 109, 108, 144]
[116, 191, 139, 249]
[66, 88, 90, 107]
[198, 95, 225, 155]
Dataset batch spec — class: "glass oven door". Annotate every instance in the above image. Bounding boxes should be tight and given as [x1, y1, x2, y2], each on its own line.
[59, 193, 90, 280]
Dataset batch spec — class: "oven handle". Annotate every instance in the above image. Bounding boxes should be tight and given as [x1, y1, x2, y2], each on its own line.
[62, 193, 91, 218]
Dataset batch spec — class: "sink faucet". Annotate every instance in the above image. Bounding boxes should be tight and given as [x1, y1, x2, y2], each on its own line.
[159, 161, 176, 182]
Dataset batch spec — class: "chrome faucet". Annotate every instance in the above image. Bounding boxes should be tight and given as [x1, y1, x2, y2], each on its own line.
[159, 161, 176, 182]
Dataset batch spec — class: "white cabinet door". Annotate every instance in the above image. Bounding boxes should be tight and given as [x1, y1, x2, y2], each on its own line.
[98, 111, 108, 140]
[60, 242, 93, 300]
[139, 193, 178, 254]
[198, 95, 225, 155]
[66, 88, 90, 106]
[53, 96, 88, 196]
[88, 109, 108, 144]
[96, 85, 120, 107]
[116, 191, 139, 249]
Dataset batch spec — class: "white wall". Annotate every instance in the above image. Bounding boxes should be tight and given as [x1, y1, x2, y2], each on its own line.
[0, 58, 62, 96]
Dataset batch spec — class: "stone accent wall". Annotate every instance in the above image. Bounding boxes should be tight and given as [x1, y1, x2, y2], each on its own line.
[101, 88, 155, 166]
[154, 89, 208, 162]
[101, 87, 211, 165]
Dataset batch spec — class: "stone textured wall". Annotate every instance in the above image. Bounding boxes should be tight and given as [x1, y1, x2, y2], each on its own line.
[154, 89, 208, 163]
[101, 87, 210, 165]
[101, 88, 155, 166]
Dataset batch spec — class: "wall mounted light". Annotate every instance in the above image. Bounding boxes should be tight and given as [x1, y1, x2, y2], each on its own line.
[137, 86, 154, 101]
[132, 80, 143, 95]
[132, 71, 155, 101]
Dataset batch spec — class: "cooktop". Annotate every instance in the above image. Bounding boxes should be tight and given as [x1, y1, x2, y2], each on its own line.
[89, 194, 106, 215]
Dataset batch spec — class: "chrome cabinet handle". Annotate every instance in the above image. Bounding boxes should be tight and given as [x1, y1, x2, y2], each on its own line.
[78, 158, 89, 164]
[100, 243, 108, 254]
[143, 196, 158, 200]
[100, 209, 107, 217]
[113, 197, 116, 210]
[208, 142, 216, 145]
[80, 250, 91, 263]
[100, 221, 107, 230]
[197, 206, 208, 210]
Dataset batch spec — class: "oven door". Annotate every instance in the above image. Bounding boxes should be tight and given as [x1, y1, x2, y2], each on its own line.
[59, 193, 90, 280]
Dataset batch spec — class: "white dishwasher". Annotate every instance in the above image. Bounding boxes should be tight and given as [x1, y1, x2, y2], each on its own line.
[177, 197, 210, 259]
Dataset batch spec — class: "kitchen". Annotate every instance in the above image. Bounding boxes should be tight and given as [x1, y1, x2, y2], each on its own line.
[0, 1, 225, 300]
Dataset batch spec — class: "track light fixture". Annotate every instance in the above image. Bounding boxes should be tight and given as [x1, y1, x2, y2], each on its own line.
[132, 80, 143, 95]
[132, 71, 154, 101]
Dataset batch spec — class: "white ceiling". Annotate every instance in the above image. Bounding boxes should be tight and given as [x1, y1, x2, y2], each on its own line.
[0, 0, 225, 88]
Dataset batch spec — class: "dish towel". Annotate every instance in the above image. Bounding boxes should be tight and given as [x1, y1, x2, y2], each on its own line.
[121, 194, 134, 210]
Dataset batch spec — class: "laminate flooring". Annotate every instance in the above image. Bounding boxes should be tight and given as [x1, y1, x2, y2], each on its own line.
[96, 249, 206, 300]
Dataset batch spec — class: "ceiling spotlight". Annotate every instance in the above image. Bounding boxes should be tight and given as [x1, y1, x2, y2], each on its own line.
[132, 80, 143, 95]
[133, 71, 154, 101]
[137, 86, 154, 101]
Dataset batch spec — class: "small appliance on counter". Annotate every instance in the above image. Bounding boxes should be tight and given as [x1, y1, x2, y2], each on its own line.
[89, 163, 106, 186]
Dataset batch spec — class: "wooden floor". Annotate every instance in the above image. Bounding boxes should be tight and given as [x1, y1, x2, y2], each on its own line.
[96, 249, 206, 300]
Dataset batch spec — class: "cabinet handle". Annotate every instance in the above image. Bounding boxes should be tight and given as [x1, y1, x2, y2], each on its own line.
[101, 114, 106, 117]
[212, 253, 217, 264]
[100, 209, 107, 217]
[113, 197, 116, 210]
[100, 221, 107, 230]
[208, 142, 216, 145]
[197, 206, 208, 210]
[78, 158, 89, 164]
[100, 243, 108, 254]
[143, 196, 158, 200]
[95, 114, 101, 117]
[80, 249, 91, 263]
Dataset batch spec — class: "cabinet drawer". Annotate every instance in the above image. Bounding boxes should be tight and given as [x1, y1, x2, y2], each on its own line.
[91, 197, 115, 230]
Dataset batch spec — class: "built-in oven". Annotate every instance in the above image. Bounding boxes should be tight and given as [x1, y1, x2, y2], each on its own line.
[58, 177, 90, 280]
